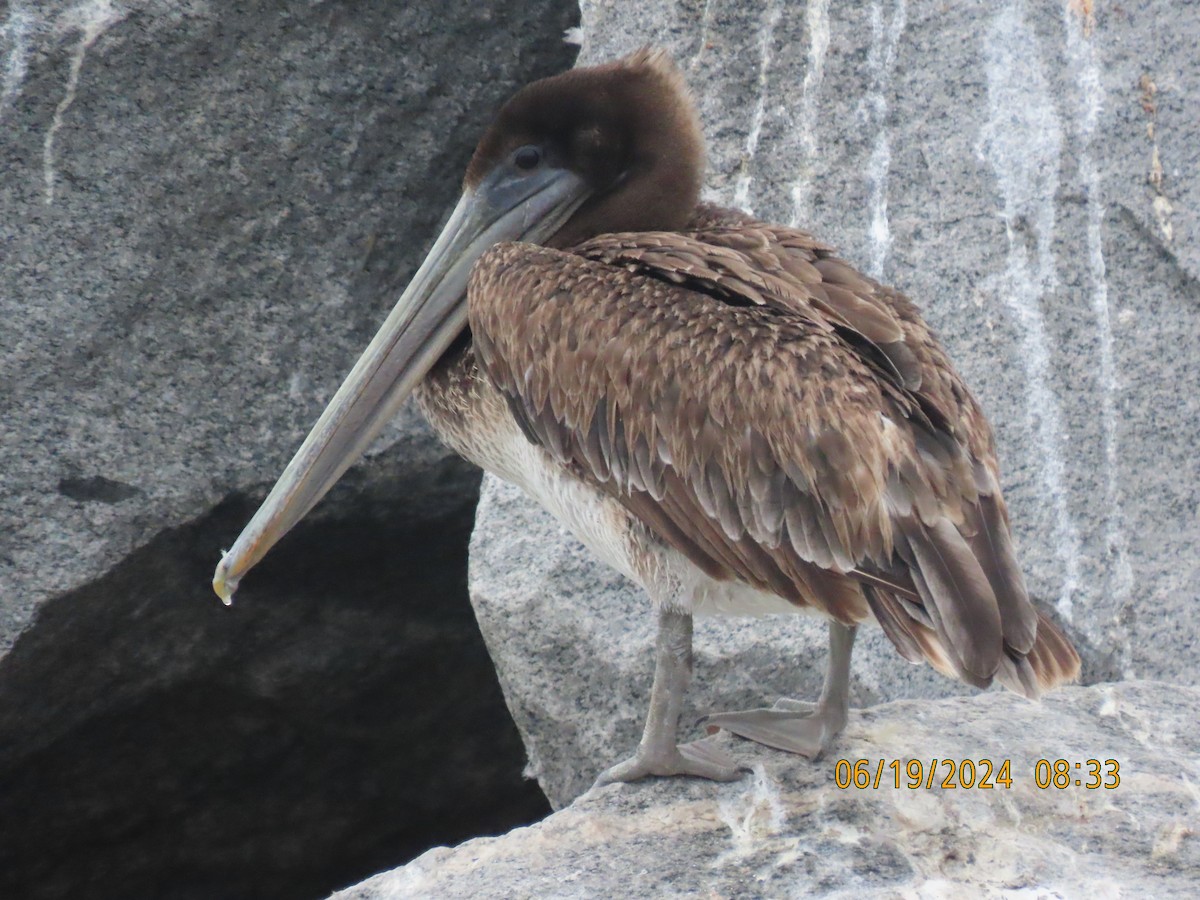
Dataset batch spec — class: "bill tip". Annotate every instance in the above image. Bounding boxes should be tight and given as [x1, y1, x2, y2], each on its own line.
[213, 552, 237, 606]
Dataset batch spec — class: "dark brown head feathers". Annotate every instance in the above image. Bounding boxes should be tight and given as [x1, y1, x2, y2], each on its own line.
[466, 48, 706, 247]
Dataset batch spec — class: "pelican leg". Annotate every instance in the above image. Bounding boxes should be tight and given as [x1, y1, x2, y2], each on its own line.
[594, 606, 746, 787]
[701, 621, 857, 759]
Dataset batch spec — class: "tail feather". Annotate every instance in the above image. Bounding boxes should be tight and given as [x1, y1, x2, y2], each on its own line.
[867, 591, 1081, 698]
[1025, 610, 1082, 691]
[995, 652, 1041, 699]
[897, 516, 1002, 681]
[964, 496, 1038, 655]
[994, 612, 1081, 697]
[862, 473, 1082, 699]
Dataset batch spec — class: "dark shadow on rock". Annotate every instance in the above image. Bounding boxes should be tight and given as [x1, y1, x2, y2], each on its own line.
[0, 453, 550, 899]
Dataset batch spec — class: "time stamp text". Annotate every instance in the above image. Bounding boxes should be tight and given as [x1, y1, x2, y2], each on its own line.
[833, 758, 1121, 790]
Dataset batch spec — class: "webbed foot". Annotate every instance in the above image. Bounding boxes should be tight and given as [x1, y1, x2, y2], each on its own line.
[700, 697, 846, 759]
[593, 737, 747, 787]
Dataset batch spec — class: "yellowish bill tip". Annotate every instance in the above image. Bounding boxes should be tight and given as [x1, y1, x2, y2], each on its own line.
[212, 552, 237, 606]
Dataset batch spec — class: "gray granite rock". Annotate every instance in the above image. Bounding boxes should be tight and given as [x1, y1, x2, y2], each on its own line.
[1, 0, 575, 895]
[336, 682, 1200, 899]
[469, 0, 1200, 807]
[2, 0, 573, 649]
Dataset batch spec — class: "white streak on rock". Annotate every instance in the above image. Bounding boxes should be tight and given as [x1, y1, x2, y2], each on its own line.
[864, 0, 906, 277]
[43, 0, 127, 206]
[689, 0, 716, 70]
[0, 3, 33, 122]
[732, 0, 781, 214]
[980, 0, 1081, 619]
[789, 0, 830, 227]
[866, 138, 892, 277]
[1063, 4, 1134, 618]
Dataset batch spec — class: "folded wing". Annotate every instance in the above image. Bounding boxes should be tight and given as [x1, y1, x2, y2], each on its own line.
[468, 207, 1079, 695]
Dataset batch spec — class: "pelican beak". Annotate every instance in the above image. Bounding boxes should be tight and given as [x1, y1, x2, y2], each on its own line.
[213, 166, 590, 604]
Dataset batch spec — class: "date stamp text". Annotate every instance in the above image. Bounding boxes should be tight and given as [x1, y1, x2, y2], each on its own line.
[833, 758, 1120, 790]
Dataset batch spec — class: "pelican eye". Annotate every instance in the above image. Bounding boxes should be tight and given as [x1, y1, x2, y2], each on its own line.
[513, 145, 542, 170]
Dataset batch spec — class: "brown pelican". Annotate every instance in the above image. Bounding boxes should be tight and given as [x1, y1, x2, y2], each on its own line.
[213, 49, 1080, 784]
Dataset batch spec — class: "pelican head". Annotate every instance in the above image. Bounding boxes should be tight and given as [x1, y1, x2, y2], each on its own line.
[213, 48, 704, 602]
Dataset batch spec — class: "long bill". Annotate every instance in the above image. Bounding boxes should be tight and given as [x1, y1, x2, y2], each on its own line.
[213, 167, 591, 603]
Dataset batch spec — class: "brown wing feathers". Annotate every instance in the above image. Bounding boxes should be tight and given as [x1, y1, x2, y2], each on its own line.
[577, 228, 924, 393]
[469, 208, 1079, 696]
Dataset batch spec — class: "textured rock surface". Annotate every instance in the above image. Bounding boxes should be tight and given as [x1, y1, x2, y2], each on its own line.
[2, 0, 573, 648]
[1, 0, 575, 895]
[0, 473, 552, 899]
[336, 682, 1200, 899]
[470, 0, 1200, 807]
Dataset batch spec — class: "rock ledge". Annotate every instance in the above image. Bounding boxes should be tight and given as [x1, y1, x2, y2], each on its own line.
[336, 682, 1199, 899]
